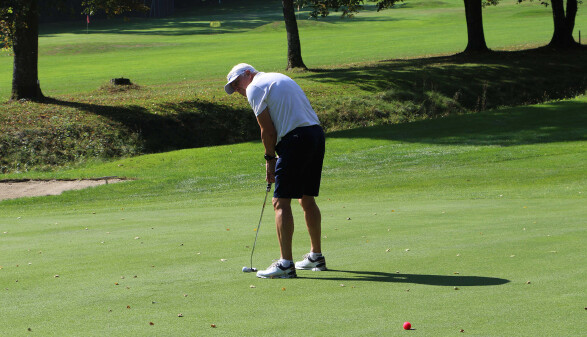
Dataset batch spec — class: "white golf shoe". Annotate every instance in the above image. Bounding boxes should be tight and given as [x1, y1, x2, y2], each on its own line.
[256, 261, 297, 279]
[295, 253, 327, 271]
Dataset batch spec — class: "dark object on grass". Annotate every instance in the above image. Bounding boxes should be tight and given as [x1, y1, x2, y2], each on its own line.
[111, 78, 132, 86]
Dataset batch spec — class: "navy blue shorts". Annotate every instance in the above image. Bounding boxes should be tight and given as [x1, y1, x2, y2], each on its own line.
[274, 125, 325, 199]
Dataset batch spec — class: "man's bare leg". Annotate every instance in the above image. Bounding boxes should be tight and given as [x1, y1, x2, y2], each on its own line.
[299, 195, 321, 253]
[273, 198, 294, 261]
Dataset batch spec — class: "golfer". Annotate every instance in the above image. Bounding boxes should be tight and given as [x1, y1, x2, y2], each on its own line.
[225, 63, 326, 279]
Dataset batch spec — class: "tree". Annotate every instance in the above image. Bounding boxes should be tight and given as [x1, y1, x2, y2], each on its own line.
[463, 0, 489, 52]
[516, 0, 581, 48]
[1, 1, 44, 100]
[463, 0, 500, 53]
[297, 0, 400, 19]
[80, 0, 148, 16]
[145, 0, 175, 18]
[0, 0, 148, 101]
[283, 0, 306, 69]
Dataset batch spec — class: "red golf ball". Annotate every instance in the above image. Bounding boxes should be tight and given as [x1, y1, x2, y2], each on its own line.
[403, 322, 412, 330]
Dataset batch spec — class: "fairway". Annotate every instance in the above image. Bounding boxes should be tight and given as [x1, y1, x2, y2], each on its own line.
[1, 0, 585, 100]
[1, 96, 585, 336]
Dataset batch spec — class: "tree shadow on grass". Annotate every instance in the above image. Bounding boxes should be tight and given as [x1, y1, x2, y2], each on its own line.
[39, 0, 287, 37]
[42, 97, 258, 153]
[305, 48, 586, 111]
[327, 99, 587, 146]
[300, 269, 510, 286]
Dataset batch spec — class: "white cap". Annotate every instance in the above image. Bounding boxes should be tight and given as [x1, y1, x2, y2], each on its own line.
[224, 63, 257, 94]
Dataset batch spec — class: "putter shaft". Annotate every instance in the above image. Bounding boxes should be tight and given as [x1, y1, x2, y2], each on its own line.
[249, 183, 272, 270]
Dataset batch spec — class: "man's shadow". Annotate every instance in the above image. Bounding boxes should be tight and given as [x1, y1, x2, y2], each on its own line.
[300, 269, 509, 286]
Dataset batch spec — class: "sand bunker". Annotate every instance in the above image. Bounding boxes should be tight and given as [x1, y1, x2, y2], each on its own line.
[0, 177, 125, 201]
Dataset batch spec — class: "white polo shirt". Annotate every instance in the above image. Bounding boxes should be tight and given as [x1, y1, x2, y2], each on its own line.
[246, 72, 320, 144]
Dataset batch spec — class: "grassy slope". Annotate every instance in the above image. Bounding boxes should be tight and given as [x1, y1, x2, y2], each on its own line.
[1, 0, 584, 99]
[2, 46, 584, 173]
[0, 97, 585, 336]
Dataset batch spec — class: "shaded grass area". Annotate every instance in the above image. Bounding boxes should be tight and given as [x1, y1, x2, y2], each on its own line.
[306, 48, 586, 118]
[328, 98, 587, 146]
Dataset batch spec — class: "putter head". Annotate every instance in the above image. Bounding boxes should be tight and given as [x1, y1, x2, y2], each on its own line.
[242, 266, 257, 273]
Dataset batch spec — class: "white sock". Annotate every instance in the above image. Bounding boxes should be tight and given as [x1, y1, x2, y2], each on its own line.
[309, 252, 323, 259]
[279, 259, 293, 267]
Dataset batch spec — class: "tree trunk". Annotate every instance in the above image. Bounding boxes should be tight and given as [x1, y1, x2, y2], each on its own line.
[548, 0, 578, 48]
[463, 0, 490, 53]
[565, 0, 577, 34]
[11, 0, 44, 101]
[282, 0, 307, 70]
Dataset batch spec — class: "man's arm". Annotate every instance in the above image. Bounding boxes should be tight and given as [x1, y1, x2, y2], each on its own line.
[256, 108, 277, 183]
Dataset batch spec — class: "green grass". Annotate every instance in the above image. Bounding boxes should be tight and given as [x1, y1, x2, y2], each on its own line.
[1, 96, 585, 336]
[2, 47, 585, 173]
[1, 0, 585, 100]
[0, 2, 586, 333]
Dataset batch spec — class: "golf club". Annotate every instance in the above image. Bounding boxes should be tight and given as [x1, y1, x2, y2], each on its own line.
[242, 182, 272, 273]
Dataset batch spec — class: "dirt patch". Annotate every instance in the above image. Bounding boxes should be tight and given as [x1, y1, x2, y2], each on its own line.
[0, 177, 125, 201]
